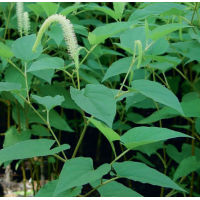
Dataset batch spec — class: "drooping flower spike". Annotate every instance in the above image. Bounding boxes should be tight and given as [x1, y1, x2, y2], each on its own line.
[32, 14, 78, 61]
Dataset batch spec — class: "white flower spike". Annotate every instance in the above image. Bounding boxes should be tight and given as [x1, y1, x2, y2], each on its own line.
[32, 14, 78, 61]
[16, 2, 23, 36]
[23, 12, 30, 36]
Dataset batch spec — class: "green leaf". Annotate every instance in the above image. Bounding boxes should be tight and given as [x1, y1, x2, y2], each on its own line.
[144, 55, 181, 67]
[114, 43, 133, 54]
[102, 57, 151, 82]
[137, 98, 200, 124]
[11, 34, 43, 62]
[126, 112, 144, 123]
[32, 95, 64, 111]
[3, 127, 31, 148]
[88, 21, 135, 45]
[188, 28, 200, 43]
[31, 125, 51, 137]
[149, 62, 173, 73]
[79, 69, 100, 84]
[129, 80, 183, 115]
[0, 139, 70, 163]
[145, 38, 169, 56]
[26, 3, 44, 16]
[46, 24, 64, 47]
[136, 106, 179, 124]
[195, 118, 200, 135]
[173, 156, 200, 181]
[29, 68, 54, 84]
[54, 157, 111, 196]
[70, 84, 116, 127]
[88, 118, 120, 141]
[12, 104, 27, 130]
[128, 3, 186, 21]
[28, 109, 73, 132]
[134, 141, 164, 157]
[166, 144, 200, 164]
[27, 57, 64, 72]
[37, 83, 80, 112]
[113, 2, 125, 14]
[111, 89, 134, 102]
[60, 4, 85, 16]
[0, 82, 21, 92]
[0, 42, 14, 59]
[37, 2, 58, 16]
[181, 99, 200, 118]
[150, 24, 191, 41]
[121, 126, 191, 150]
[5, 66, 33, 103]
[182, 92, 199, 102]
[134, 152, 155, 167]
[90, 179, 142, 197]
[113, 120, 131, 132]
[35, 180, 82, 197]
[120, 26, 150, 53]
[86, 3, 121, 21]
[126, 93, 147, 111]
[113, 161, 185, 192]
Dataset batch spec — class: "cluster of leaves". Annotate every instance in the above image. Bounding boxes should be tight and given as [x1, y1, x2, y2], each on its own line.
[0, 2, 200, 197]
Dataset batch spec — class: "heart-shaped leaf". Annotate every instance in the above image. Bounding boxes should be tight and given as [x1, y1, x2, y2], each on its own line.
[12, 34, 43, 62]
[31, 95, 65, 111]
[54, 157, 111, 196]
[70, 84, 116, 127]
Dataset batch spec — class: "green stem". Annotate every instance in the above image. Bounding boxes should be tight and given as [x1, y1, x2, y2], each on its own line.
[191, 2, 198, 24]
[196, 3, 200, 29]
[76, 68, 80, 90]
[7, 59, 25, 77]
[117, 41, 154, 97]
[3, 3, 14, 40]
[156, 152, 166, 168]
[110, 149, 130, 165]
[17, 94, 67, 160]
[53, 154, 66, 163]
[162, 72, 171, 89]
[115, 91, 130, 99]
[24, 62, 30, 102]
[71, 117, 92, 158]
[84, 177, 119, 197]
[21, 161, 27, 197]
[179, 16, 197, 34]
[175, 68, 200, 94]
[190, 122, 196, 197]
[183, 2, 195, 9]
[165, 176, 186, 197]
[78, 45, 98, 68]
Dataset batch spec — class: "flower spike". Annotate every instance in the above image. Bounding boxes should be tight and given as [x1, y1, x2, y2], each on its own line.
[32, 14, 78, 60]
[16, 2, 23, 36]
